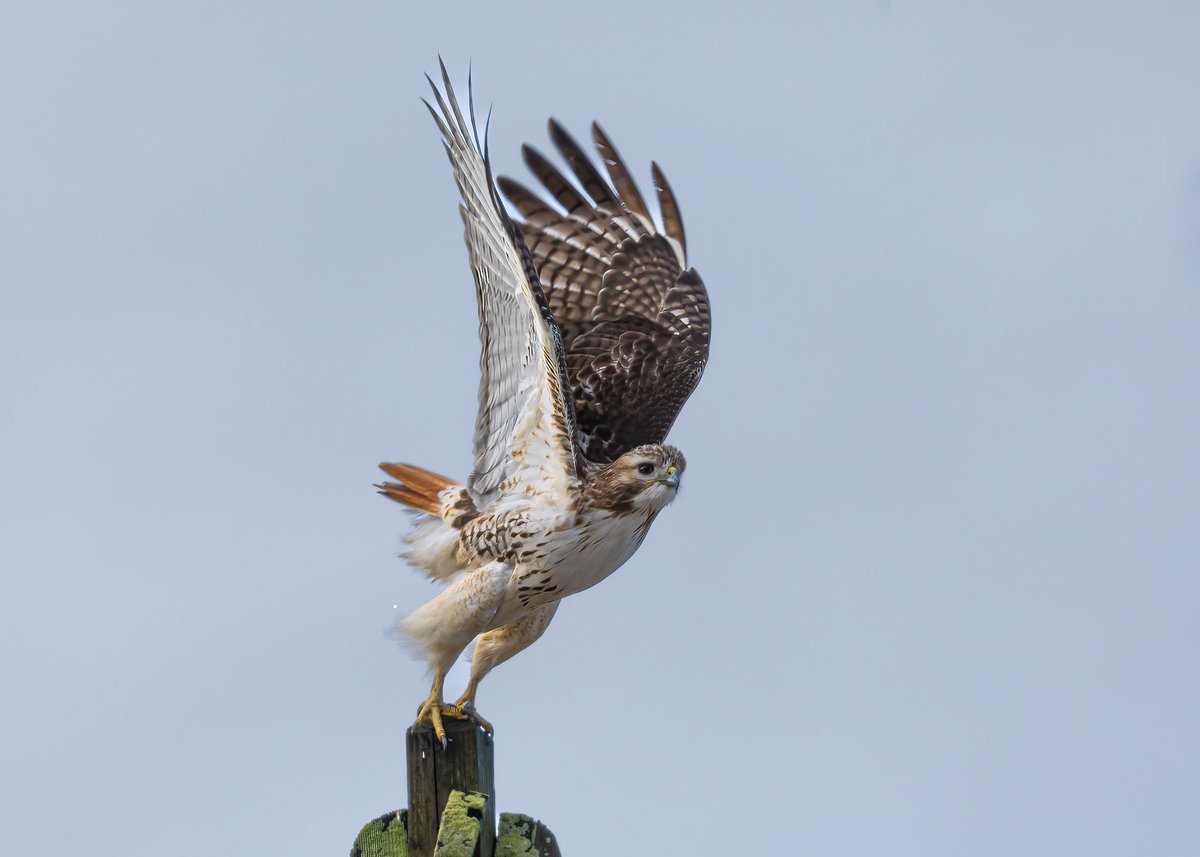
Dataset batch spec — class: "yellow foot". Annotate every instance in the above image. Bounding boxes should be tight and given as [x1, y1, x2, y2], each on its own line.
[448, 697, 494, 735]
[414, 699, 473, 747]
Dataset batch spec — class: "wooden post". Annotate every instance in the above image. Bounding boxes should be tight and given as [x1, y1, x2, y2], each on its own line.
[352, 719, 563, 856]
[406, 718, 495, 857]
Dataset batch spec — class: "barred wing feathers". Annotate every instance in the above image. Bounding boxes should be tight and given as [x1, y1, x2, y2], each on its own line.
[425, 67, 579, 508]
[498, 122, 711, 463]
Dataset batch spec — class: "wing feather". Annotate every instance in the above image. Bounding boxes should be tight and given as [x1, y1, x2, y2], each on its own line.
[521, 145, 627, 249]
[548, 120, 645, 241]
[651, 162, 687, 266]
[592, 122, 656, 235]
[425, 65, 579, 507]
[500, 122, 711, 462]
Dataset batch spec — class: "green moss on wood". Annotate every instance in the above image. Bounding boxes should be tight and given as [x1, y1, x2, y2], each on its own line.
[494, 814, 535, 857]
[495, 813, 560, 857]
[350, 810, 408, 857]
[352, 803, 558, 856]
[433, 790, 487, 857]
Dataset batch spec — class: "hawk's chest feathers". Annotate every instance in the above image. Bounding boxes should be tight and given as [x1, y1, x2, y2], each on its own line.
[483, 506, 659, 620]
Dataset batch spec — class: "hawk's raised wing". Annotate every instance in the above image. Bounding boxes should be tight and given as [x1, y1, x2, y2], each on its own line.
[498, 122, 711, 463]
[425, 67, 580, 508]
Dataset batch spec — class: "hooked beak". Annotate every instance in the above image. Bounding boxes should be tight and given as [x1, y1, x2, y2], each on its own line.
[661, 465, 680, 489]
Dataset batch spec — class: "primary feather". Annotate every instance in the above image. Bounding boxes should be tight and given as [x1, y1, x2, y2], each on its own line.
[499, 121, 711, 462]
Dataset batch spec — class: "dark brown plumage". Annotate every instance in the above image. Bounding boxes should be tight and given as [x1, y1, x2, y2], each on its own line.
[498, 122, 711, 464]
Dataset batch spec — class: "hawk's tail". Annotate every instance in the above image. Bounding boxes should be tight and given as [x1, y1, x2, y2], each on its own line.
[375, 462, 457, 515]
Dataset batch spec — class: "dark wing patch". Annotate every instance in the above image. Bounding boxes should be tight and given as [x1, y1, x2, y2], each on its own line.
[499, 122, 711, 463]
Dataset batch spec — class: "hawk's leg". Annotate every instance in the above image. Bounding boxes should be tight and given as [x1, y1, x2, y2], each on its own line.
[414, 670, 449, 746]
[400, 561, 512, 746]
[451, 602, 559, 733]
[414, 670, 474, 747]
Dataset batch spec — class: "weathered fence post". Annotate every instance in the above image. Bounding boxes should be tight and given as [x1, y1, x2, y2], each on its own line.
[407, 718, 495, 857]
[350, 720, 562, 856]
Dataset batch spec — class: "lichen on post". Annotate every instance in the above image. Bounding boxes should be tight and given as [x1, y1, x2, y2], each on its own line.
[351, 810, 408, 857]
[433, 790, 488, 856]
[494, 813, 562, 857]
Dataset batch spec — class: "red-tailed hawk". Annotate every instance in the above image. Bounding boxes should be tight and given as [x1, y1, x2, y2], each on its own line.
[378, 64, 711, 743]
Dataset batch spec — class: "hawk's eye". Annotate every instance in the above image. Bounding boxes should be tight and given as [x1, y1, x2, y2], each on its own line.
[637, 462, 655, 476]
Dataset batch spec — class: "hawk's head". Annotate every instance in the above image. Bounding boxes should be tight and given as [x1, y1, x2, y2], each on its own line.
[585, 444, 686, 514]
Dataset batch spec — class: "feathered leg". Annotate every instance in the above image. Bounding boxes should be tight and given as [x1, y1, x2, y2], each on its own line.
[397, 561, 511, 745]
[451, 601, 560, 733]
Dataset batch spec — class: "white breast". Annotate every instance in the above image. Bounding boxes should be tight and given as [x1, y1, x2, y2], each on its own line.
[487, 506, 661, 630]
[540, 509, 656, 598]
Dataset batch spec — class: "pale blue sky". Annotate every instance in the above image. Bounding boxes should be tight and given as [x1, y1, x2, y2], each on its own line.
[2, 2, 1198, 855]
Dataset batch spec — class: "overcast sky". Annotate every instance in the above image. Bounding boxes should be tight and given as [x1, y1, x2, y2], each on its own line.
[2, 2, 1198, 855]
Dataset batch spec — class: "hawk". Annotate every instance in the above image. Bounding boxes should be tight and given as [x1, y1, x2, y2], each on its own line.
[378, 65, 711, 743]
